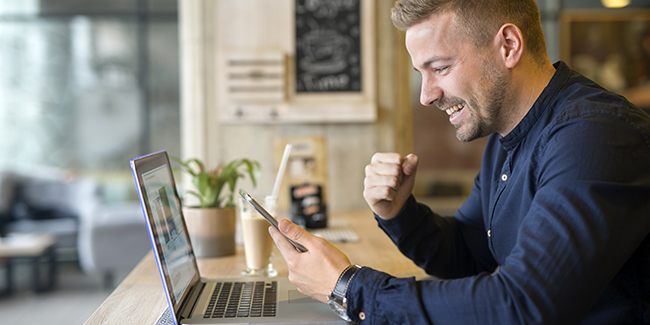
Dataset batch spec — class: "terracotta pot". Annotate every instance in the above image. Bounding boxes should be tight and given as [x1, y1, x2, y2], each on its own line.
[182, 206, 236, 257]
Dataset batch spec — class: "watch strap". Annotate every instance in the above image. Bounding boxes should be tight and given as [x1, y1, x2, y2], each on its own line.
[332, 264, 361, 299]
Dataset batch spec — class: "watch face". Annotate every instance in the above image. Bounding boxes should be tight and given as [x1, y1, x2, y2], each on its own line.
[328, 298, 351, 321]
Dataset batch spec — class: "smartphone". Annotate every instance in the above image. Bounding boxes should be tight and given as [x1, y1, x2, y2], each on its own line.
[239, 189, 308, 253]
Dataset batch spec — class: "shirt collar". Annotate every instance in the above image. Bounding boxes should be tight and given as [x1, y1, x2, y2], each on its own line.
[499, 61, 570, 150]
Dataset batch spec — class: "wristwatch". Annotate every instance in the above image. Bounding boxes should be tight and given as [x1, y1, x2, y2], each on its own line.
[327, 264, 361, 321]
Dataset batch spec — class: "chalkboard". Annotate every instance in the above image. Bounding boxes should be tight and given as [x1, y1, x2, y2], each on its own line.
[295, 0, 362, 93]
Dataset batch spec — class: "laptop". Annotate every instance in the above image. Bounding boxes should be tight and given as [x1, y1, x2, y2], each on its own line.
[130, 150, 348, 325]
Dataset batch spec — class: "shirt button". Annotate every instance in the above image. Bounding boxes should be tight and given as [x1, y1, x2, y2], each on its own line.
[501, 174, 508, 181]
[487, 230, 491, 237]
[359, 311, 366, 320]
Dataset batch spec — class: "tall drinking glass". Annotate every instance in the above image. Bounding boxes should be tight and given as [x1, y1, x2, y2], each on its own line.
[237, 195, 278, 277]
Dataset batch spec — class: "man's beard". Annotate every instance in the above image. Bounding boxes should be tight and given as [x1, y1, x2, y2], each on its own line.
[454, 60, 508, 142]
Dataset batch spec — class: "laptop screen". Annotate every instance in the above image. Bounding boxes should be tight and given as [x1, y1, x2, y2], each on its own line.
[131, 151, 200, 308]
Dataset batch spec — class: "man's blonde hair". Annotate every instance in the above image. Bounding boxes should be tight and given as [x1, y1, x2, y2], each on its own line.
[391, 0, 548, 63]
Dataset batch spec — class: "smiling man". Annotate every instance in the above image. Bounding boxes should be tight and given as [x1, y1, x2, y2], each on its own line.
[269, 0, 650, 324]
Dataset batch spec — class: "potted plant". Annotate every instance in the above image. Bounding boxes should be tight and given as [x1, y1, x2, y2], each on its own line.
[174, 157, 261, 257]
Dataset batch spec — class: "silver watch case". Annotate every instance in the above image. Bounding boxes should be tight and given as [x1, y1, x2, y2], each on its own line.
[327, 291, 352, 322]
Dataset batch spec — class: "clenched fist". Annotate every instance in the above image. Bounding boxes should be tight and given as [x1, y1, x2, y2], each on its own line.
[363, 153, 419, 220]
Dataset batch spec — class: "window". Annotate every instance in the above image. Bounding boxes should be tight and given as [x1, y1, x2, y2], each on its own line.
[0, 0, 179, 202]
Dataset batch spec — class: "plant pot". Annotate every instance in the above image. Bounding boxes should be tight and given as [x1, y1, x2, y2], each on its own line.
[182, 206, 236, 258]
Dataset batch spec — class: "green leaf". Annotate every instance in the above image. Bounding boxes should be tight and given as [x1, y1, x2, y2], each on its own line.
[242, 159, 261, 187]
[172, 155, 261, 208]
[184, 190, 205, 207]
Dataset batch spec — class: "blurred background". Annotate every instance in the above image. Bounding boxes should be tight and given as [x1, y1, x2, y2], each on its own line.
[0, 1, 178, 323]
[0, 0, 649, 324]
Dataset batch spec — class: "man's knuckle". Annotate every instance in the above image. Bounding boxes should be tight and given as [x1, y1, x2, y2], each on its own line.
[389, 176, 400, 188]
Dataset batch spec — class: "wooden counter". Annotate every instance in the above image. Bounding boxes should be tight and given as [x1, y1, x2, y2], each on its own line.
[84, 210, 428, 324]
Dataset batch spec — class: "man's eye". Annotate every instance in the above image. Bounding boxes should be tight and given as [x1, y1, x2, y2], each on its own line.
[434, 66, 449, 73]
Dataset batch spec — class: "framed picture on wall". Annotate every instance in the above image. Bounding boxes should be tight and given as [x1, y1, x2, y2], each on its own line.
[560, 9, 650, 109]
[217, 0, 376, 123]
[294, 0, 362, 93]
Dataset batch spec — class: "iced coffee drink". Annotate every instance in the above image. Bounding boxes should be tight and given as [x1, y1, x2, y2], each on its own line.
[238, 195, 278, 277]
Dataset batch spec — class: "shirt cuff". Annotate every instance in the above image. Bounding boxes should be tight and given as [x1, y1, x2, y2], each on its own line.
[374, 195, 424, 240]
[345, 267, 392, 324]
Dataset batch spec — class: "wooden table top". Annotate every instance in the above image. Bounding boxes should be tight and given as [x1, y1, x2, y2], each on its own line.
[0, 233, 56, 257]
[84, 210, 428, 324]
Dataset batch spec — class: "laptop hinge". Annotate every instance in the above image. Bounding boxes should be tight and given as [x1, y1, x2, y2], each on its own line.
[179, 282, 205, 321]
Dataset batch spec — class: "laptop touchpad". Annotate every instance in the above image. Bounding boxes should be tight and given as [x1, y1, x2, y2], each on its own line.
[288, 290, 319, 304]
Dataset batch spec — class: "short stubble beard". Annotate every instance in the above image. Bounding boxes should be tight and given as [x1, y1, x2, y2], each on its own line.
[455, 57, 508, 142]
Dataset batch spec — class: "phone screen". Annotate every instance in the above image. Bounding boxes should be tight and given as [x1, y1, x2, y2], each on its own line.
[239, 189, 308, 253]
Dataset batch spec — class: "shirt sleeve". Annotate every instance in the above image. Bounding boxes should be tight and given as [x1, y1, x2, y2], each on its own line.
[375, 192, 496, 279]
[345, 113, 650, 324]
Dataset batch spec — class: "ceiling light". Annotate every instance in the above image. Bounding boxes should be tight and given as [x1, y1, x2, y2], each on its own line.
[601, 0, 630, 8]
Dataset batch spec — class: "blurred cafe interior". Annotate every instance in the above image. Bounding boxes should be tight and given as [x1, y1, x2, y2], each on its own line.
[1, 0, 650, 323]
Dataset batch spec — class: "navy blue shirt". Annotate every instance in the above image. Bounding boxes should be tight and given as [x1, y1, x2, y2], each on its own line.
[347, 62, 650, 324]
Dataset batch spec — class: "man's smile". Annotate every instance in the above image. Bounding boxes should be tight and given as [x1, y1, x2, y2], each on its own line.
[445, 102, 465, 117]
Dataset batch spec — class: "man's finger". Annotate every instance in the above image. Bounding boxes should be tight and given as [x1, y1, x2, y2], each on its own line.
[371, 152, 404, 165]
[402, 153, 419, 176]
[269, 225, 300, 257]
[278, 219, 307, 243]
[364, 185, 398, 202]
[368, 163, 404, 178]
[365, 175, 401, 190]
[270, 219, 312, 254]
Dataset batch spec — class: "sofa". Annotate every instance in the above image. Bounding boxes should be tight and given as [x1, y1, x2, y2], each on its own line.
[0, 170, 151, 288]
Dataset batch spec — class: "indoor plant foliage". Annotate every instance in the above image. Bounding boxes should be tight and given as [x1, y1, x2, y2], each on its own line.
[174, 157, 261, 209]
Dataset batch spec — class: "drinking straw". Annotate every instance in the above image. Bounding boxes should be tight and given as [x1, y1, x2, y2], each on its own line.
[271, 144, 292, 199]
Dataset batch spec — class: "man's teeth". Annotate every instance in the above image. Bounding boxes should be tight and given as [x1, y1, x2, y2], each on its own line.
[446, 103, 464, 116]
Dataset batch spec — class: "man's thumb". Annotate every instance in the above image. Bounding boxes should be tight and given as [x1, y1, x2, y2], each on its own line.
[278, 219, 305, 241]
[403, 153, 419, 176]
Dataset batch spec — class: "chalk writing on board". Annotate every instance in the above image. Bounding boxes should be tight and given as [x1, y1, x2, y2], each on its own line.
[295, 0, 361, 93]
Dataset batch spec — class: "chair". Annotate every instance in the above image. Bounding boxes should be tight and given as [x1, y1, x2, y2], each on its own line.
[77, 202, 150, 288]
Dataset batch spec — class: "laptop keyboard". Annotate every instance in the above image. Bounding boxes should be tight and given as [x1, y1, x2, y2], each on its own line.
[204, 281, 277, 318]
[309, 219, 359, 243]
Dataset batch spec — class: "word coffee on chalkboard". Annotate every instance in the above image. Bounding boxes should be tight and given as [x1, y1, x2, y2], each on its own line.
[295, 0, 362, 93]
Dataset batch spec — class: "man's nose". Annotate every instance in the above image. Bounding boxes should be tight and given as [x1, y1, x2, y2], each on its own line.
[420, 79, 442, 106]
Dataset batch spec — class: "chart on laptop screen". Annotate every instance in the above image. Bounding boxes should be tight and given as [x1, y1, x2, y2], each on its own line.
[142, 165, 195, 303]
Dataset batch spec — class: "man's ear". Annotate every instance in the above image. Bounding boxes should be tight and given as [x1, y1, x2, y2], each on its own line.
[495, 23, 524, 68]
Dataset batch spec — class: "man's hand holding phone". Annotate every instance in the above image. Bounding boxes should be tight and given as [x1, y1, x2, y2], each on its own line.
[269, 219, 352, 304]
[239, 189, 352, 303]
